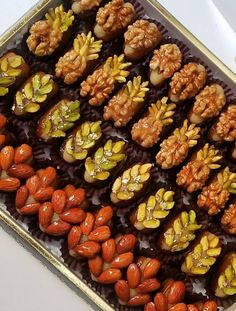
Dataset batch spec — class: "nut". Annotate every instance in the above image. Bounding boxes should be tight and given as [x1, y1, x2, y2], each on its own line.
[72, 0, 102, 15]
[221, 204, 236, 235]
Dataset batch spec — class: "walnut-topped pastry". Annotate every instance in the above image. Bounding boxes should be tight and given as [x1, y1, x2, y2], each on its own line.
[131, 97, 176, 148]
[80, 54, 131, 106]
[221, 204, 236, 235]
[156, 120, 200, 169]
[169, 62, 207, 103]
[197, 167, 236, 215]
[189, 84, 226, 124]
[55, 32, 102, 84]
[124, 19, 161, 61]
[27, 5, 74, 57]
[94, 0, 135, 42]
[149, 44, 182, 87]
[176, 144, 222, 193]
[103, 76, 149, 127]
[209, 104, 236, 142]
[71, 0, 102, 15]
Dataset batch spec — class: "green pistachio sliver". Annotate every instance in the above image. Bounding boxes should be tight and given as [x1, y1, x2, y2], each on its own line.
[0, 75, 15, 86]
[32, 75, 41, 90]
[40, 83, 53, 95]
[35, 94, 47, 103]
[1, 58, 8, 72]
[9, 56, 22, 68]
[100, 161, 117, 171]
[82, 141, 95, 149]
[7, 69, 22, 77]
[51, 130, 66, 137]
[24, 82, 33, 100]
[0, 86, 8, 96]
[109, 153, 125, 162]
[74, 150, 88, 160]
[67, 113, 80, 122]
[95, 171, 110, 181]
[69, 101, 80, 111]
[43, 119, 52, 134]
[16, 91, 23, 104]
[24, 102, 40, 113]
[41, 75, 51, 86]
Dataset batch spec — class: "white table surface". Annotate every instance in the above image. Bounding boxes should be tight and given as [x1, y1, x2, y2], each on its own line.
[0, 1, 235, 311]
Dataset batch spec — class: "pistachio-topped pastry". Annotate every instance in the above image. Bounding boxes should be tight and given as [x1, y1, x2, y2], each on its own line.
[55, 32, 103, 85]
[189, 84, 226, 124]
[209, 104, 236, 142]
[94, 0, 135, 42]
[181, 232, 222, 276]
[12, 72, 58, 117]
[80, 54, 131, 106]
[71, 0, 102, 15]
[176, 144, 222, 193]
[221, 204, 236, 235]
[0, 52, 29, 96]
[197, 167, 236, 215]
[149, 44, 182, 87]
[27, 5, 74, 57]
[124, 19, 161, 61]
[169, 62, 207, 103]
[158, 210, 202, 253]
[103, 76, 149, 127]
[130, 188, 175, 231]
[36, 99, 80, 141]
[61, 121, 102, 163]
[84, 139, 125, 183]
[131, 97, 176, 148]
[212, 252, 236, 297]
[111, 163, 152, 206]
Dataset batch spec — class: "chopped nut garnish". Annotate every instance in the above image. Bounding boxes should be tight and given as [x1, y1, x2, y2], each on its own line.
[61, 121, 102, 163]
[182, 232, 221, 276]
[131, 188, 175, 230]
[189, 84, 226, 124]
[72, 0, 102, 14]
[156, 119, 200, 169]
[55, 32, 102, 84]
[176, 143, 222, 193]
[80, 54, 131, 106]
[94, 0, 135, 41]
[124, 19, 161, 61]
[111, 163, 152, 206]
[131, 97, 176, 148]
[103, 76, 149, 127]
[169, 62, 207, 103]
[27, 5, 74, 56]
[159, 210, 202, 252]
[209, 105, 236, 142]
[149, 44, 182, 87]
[84, 139, 125, 183]
[221, 204, 236, 235]
[197, 167, 236, 215]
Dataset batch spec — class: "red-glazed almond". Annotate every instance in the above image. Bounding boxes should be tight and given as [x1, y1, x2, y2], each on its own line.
[51, 189, 67, 214]
[39, 167, 57, 187]
[127, 294, 151, 306]
[14, 144, 32, 164]
[202, 301, 218, 311]
[136, 278, 161, 294]
[111, 252, 134, 269]
[187, 305, 198, 311]
[0, 178, 20, 191]
[97, 268, 122, 284]
[60, 208, 86, 224]
[15, 185, 28, 208]
[102, 239, 116, 263]
[169, 303, 187, 311]
[143, 259, 161, 280]
[95, 206, 113, 226]
[64, 184, 75, 197]
[7, 163, 34, 179]
[74, 241, 101, 258]
[154, 293, 168, 311]
[116, 234, 137, 254]
[38, 202, 53, 229]
[167, 281, 186, 305]
[67, 188, 86, 208]
[88, 226, 111, 242]
[68, 226, 82, 249]
[18, 203, 41, 215]
[33, 186, 54, 201]
[88, 256, 103, 277]
[127, 263, 141, 289]
[0, 146, 14, 170]
[145, 302, 157, 311]
[45, 220, 71, 236]
[80, 213, 95, 235]
[114, 280, 130, 302]
[26, 174, 40, 194]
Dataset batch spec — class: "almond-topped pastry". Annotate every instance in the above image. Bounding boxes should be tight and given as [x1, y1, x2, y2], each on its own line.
[176, 143, 222, 193]
[124, 19, 161, 61]
[12, 72, 58, 117]
[27, 5, 74, 57]
[181, 232, 222, 276]
[55, 32, 102, 85]
[156, 120, 200, 169]
[0, 52, 29, 96]
[131, 97, 176, 148]
[94, 0, 135, 42]
[71, 0, 102, 15]
[197, 167, 236, 215]
[221, 204, 236, 235]
[149, 44, 182, 87]
[209, 104, 236, 142]
[80, 54, 131, 106]
[169, 62, 207, 103]
[189, 84, 226, 124]
[103, 76, 149, 127]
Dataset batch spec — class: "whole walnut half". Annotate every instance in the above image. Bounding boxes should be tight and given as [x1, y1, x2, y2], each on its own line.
[221, 204, 236, 235]
[72, 0, 102, 15]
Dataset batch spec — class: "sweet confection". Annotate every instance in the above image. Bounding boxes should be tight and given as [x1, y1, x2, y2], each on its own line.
[114, 257, 161, 306]
[94, 0, 135, 41]
[197, 167, 236, 215]
[84, 139, 125, 184]
[80, 54, 131, 106]
[189, 84, 226, 124]
[169, 62, 207, 103]
[124, 19, 161, 61]
[158, 210, 202, 252]
[71, 0, 102, 15]
[60, 121, 102, 163]
[12, 72, 58, 117]
[110, 163, 152, 206]
[131, 97, 176, 148]
[0, 52, 29, 96]
[88, 233, 137, 284]
[103, 76, 149, 127]
[27, 5, 74, 56]
[36, 99, 80, 141]
[156, 120, 200, 169]
[149, 44, 182, 87]
[221, 204, 236, 235]
[55, 32, 102, 84]
[181, 232, 222, 276]
[176, 144, 222, 193]
[130, 188, 175, 230]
